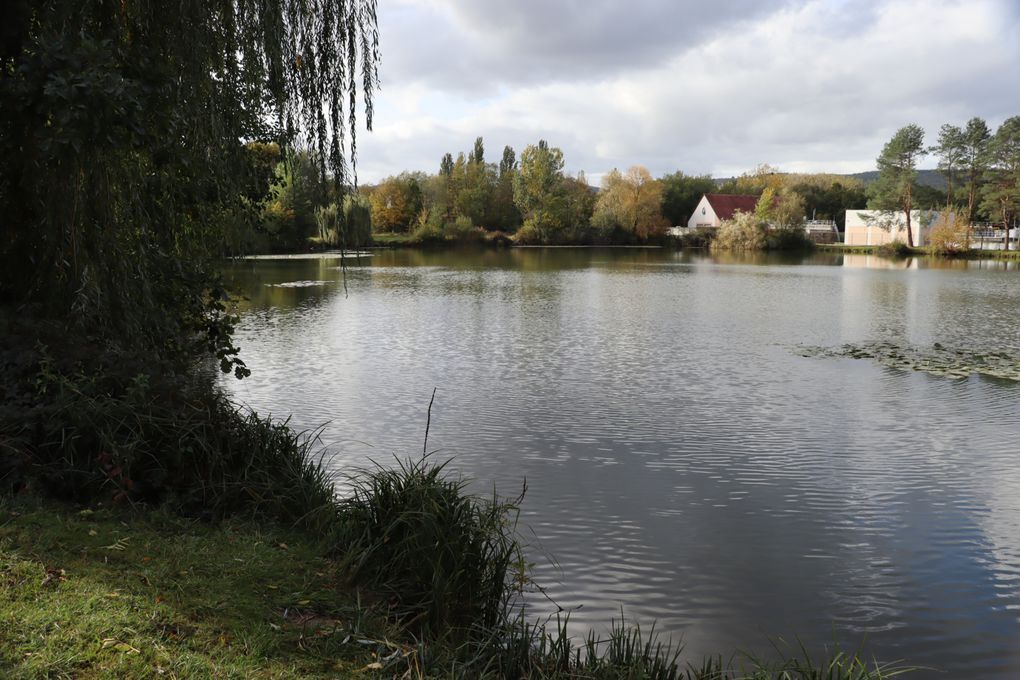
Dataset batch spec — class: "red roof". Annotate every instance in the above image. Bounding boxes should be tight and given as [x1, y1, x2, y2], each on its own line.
[704, 194, 759, 221]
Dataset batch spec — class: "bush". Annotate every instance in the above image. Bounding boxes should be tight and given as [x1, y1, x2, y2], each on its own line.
[927, 215, 971, 255]
[876, 240, 912, 258]
[334, 456, 525, 640]
[0, 324, 337, 530]
[712, 211, 768, 251]
[766, 226, 815, 251]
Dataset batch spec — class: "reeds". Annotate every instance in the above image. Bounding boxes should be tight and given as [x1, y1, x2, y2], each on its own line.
[333, 455, 525, 639]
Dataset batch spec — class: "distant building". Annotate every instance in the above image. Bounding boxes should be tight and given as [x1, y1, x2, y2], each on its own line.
[843, 210, 937, 247]
[686, 194, 759, 230]
[803, 220, 840, 244]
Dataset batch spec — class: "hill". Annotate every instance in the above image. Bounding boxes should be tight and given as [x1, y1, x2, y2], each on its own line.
[714, 169, 947, 190]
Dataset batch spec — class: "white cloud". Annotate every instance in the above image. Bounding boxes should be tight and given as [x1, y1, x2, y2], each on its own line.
[356, 0, 1020, 183]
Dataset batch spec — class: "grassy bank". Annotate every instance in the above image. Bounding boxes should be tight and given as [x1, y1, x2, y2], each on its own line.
[0, 497, 395, 678]
[1, 491, 913, 679]
[818, 243, 1020, 259]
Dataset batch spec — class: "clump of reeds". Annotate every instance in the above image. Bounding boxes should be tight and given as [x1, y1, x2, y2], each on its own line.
[334, 455, 525, 639]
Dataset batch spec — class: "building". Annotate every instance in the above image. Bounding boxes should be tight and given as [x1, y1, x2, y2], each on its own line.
[843, 210, 936, 247]
[803, 220, 840, 244]
[686, 194, 760, 230]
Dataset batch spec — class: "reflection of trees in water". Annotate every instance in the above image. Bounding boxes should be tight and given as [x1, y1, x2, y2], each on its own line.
[222, 257, 372, 312]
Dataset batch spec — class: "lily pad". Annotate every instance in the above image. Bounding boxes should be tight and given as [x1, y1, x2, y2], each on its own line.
[794, 341, 1020, 382]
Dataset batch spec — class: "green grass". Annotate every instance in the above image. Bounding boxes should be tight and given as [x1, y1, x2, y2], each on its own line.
[0, 496, 399, 679]
[369, 232, 417, 247]
[818, 243, 1020, 259]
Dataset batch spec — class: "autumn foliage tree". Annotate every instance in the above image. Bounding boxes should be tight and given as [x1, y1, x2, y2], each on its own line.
[592, 166, 669, 241]
[369, 173, 424, 232]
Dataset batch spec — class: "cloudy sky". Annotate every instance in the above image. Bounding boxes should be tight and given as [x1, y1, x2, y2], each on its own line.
[355, 0, 1020, 184]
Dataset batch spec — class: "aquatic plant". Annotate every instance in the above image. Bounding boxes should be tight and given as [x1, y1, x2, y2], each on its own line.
[794, 341, 1020, 382]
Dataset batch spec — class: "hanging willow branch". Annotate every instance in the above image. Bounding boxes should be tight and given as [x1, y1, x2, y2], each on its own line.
[0, 0, 379, 358]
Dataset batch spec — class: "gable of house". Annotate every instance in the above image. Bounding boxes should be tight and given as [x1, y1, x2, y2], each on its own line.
[687, 193, 760, 229]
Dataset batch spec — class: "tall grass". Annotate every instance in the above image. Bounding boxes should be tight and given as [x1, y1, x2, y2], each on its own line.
[1, 335, 338, 531]
[334, 456, 525, 639]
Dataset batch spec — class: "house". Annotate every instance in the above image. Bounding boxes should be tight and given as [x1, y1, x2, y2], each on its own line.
[686, 194, 760, 230]
[844, 210, 937, 247]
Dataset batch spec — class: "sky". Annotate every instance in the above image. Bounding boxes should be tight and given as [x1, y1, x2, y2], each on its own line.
[354, 0, 1020, 185]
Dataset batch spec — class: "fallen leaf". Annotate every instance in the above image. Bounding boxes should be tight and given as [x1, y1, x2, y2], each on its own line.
[41, 567, 66, 587]
[361, 662, 383, 670]
[101, 638, 140, 654]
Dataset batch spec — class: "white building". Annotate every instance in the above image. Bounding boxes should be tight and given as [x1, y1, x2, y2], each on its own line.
[843, 210, 937, 247]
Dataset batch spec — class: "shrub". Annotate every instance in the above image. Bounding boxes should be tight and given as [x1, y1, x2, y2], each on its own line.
[712, 211, 768, 251]
[0, 325, 336, 530]
[927, 214, 971, 255]
[766, 226, 815, 251]
[876, 240, 912, 258]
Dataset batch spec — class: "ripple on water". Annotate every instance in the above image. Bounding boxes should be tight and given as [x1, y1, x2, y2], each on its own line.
[224, 251, 1020, 679]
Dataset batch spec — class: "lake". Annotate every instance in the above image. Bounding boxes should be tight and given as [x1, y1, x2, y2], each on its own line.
[222, 248, 1020, 678]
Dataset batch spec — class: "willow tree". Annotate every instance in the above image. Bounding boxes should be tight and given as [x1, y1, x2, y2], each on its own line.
[0, 0, 379, 370]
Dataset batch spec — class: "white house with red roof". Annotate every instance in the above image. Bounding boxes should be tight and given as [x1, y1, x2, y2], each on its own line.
[686, 194, 759, 229]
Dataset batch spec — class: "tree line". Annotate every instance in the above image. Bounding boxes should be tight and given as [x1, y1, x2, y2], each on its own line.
[869, 116, 1020, 248]
[246, 138, 881, 250]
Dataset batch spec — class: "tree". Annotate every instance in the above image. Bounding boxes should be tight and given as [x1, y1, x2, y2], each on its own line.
[931, 123, 966, 207]
[369, 173, 424, 233]
[962, 117, 991, 223]
[489, 146, 521, 232]
[659, 172, 717, 226]
[0, 0, 379, 370]
[592, 166, 669, 241]
[513, 140, 568, 243]
[456, 158, 495, 228]
[868, 124, 927, 247]
[980, 117, 1020, 251]
[561, 173, 597, 242]
[440, 153, 454, 178]
[471, 137, 485, 165]
[790, 181, 866, 230]
[261, 150, 330, 247]
[499, 146, 517, 178]
[316, 194, 372, 247]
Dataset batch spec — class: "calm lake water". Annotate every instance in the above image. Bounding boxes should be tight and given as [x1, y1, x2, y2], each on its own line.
[222, 248, 1020, 678]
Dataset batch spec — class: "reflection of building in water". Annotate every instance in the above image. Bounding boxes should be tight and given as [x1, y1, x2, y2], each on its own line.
[841, 254, 919, 270]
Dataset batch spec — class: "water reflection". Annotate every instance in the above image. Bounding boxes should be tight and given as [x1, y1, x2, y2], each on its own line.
[222, 248, 1020, 679]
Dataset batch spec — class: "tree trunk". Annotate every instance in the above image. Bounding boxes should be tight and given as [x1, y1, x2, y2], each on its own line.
[1004, 204, 1010, 252]
[903, 184, 914, 248]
